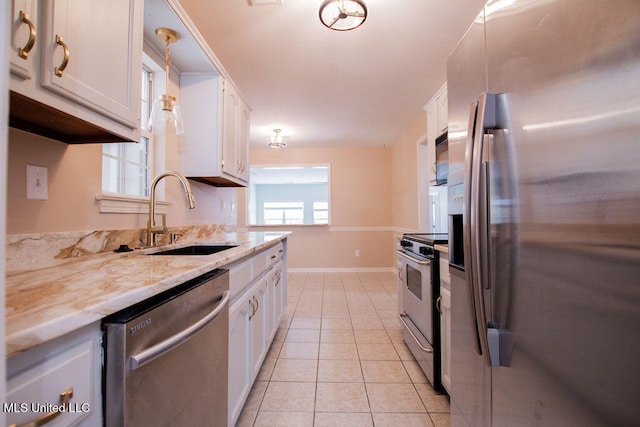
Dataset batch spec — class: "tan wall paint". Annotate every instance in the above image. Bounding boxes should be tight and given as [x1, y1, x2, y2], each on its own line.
[391, 112, 425, 232]
[240, 145, 399, 270]
[6, 128, 236, 234]
[7, 105, 424, 271]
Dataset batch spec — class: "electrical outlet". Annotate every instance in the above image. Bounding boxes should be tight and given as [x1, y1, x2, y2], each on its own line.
[355, 249, 360, 257]
[26, 164, 48, 200]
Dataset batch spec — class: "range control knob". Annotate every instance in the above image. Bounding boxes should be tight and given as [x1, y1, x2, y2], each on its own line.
[419, 246, 433, 257]
[400, 240, 412, 248]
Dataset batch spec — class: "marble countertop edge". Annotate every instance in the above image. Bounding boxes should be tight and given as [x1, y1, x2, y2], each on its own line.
[6, 232, 290, 358]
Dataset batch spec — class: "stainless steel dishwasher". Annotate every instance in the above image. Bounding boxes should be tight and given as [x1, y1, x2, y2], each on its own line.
[103, 269, 229, 427]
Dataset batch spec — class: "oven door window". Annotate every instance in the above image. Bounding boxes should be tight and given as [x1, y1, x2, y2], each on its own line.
[406, 264, 422, 300]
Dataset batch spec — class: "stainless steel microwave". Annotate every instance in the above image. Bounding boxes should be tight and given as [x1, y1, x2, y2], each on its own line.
[435, 131, 448, 185]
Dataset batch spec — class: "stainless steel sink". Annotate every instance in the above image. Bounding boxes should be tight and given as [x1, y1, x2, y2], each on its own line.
[149, 244, 239, 256]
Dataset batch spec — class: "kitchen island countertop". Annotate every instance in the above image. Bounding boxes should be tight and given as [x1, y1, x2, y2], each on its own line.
[5, 231, 290, 358]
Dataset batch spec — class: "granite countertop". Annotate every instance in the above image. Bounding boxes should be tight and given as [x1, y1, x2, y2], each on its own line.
[435, 243, 449, 253]
[5, 231, 289, 358]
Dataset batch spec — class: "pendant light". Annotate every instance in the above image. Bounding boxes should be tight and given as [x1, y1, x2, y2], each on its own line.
[319, 0, 368, 31]
[268, 129, 288, 148]
[148, 28, 184, 135]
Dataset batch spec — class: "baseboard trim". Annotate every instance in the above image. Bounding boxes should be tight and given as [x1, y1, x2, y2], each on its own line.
[288, 267, 395, 273]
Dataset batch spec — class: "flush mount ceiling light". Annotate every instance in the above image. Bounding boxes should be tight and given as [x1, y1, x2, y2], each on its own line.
[268, 129, 288, 148]
[148, 28, 184, 135]
[319, 0, 368, 31]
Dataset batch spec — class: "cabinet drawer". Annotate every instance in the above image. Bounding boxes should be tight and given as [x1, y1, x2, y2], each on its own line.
[266, 243, 284, 268]
[7, 338, 95, 427]
[230, 259, 252, 300]
[251, 251, 268, 281]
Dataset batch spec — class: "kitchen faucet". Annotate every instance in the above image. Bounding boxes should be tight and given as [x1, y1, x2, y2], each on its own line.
[147, 170, 196, 247]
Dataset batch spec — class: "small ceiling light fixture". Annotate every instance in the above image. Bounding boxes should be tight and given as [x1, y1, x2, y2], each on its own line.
[319, 0, 368, 31]
[148, 28, 184, 135]
[268, 129, 288, 148]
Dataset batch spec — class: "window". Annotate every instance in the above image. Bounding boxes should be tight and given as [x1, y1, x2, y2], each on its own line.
[313, 202, 329, 224]
[101, 68, 152, 197]
[264, 202, 304, 225]
[249, 165, 330, 225]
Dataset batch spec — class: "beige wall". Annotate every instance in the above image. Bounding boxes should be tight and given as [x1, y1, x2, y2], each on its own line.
[6, 128, 236, 234]
[391, 111, 425, 233]
[240, 120, 424, 271]
[7, 106, 425, 272]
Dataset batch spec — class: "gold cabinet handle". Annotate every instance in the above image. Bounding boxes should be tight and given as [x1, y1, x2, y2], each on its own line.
[10, 387, 74, 427]
[54, 35, 70, 77]
[18, 11, 37, 59]
[253, 295, 259, 313]
[436, 295, 442, 315]
[248, 298, 256, 320]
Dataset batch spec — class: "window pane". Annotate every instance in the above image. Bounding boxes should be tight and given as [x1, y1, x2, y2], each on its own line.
[102, 156, 120, 193]
[103, 144, 119, 157]
[264, 202, 304, 225]
[123, 161, 147, 196]
[124, 141, 148, 165]
[101, 66, 152, 198]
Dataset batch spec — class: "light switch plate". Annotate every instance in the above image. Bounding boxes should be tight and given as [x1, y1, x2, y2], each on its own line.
[26, 164, 48, 200]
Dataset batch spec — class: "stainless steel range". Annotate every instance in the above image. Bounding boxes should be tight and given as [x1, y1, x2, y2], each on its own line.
[397, 233, 447, 390]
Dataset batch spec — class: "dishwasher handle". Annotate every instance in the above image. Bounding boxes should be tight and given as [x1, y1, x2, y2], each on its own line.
[130, 290, 230, 371]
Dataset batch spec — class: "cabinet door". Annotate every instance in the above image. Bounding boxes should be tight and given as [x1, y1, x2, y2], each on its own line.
[39, 0, 142, 128]
[440, 286, 452, 393]
[426, 102, 438, 183]
[250, 278, 269, 380]
[237, 100, 250, 182]
[437, 88, 448, 133]
[268, 262, 284, 341]
[222, 81, 240, 179]
[10, 0, 37, 80]
[228, 294, 252, 425]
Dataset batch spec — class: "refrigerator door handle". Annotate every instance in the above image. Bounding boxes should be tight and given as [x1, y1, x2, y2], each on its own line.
[471, 93, 499, 366]
[464, 98, 482, 356]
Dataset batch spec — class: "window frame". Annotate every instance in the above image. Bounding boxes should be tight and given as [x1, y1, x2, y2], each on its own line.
[96, 54, 166, 214]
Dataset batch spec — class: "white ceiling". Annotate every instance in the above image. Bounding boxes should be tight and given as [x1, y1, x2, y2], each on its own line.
[177, 0, 486, 148]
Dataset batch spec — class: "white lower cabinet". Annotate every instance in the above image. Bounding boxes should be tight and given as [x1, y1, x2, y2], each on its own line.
[228, 290, 252, 425]
[268, 261, 284, 342]
[228, 244, 287, 426]
[250, 277, 269, 380]
[6, 323, 103, 427]
[439, 254, 452, 393]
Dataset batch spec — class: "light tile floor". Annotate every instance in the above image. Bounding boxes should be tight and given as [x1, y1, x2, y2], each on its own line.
[236, 272, 450, 427]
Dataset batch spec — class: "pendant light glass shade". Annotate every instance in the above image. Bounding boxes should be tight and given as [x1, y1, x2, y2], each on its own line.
[147, 28, 184, 135]
[148, 94, 184, 135]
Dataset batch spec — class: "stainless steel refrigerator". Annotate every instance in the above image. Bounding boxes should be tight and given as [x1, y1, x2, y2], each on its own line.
[446, 1, 640, 425]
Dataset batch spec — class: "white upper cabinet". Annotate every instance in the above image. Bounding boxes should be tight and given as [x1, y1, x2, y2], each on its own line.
[146, 0, 250, 187]
[9, 0, 143, 143]
[425, 82, 447, 183]
[222, 80, 250, 184]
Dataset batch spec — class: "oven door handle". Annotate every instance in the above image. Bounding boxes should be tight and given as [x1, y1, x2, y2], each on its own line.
[399, 314, 433, 353]
[130, 290, 230, 371]
[396, 250, 432, 266]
